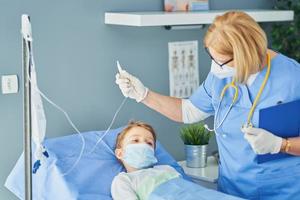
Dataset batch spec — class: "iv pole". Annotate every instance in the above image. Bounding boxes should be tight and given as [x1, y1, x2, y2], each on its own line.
[22, 14, 33, 200]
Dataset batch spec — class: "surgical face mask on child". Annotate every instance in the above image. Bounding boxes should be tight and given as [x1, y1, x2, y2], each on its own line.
[123, 143, 158, 169]
[210, 60, 236, 79]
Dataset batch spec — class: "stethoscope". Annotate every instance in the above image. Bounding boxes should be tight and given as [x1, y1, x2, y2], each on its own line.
[204, 53, 271, 137]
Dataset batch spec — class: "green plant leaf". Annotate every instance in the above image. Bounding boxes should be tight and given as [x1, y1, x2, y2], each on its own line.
[180, 122, 212, 145]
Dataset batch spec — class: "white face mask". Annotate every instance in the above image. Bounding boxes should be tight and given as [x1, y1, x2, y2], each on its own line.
[123, 143, 158, 169]
[210, 60, 236, 79]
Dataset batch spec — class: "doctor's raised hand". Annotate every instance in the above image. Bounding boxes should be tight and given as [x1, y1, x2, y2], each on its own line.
[115, 10, 300, 200]
[115, 62, 190, 123]
[115, 69, 148, 103]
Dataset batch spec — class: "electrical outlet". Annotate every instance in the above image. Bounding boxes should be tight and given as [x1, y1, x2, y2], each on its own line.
[2, 75, 18, 94]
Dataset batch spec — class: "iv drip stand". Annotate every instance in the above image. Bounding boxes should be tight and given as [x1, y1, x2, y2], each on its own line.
[22, 14, 33, 200]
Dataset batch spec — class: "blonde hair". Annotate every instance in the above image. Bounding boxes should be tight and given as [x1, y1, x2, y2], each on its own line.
[204, 11, 267, 83]
[115, 121, 157, 149]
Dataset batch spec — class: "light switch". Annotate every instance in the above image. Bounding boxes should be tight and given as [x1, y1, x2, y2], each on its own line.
[2, 75, 19, 94]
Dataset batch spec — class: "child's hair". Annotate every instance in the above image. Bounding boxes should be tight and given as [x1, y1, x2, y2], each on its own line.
[115, 121, 157, 149]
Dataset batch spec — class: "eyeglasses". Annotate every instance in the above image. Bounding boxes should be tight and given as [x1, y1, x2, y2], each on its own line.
[205, 47, 233, 68]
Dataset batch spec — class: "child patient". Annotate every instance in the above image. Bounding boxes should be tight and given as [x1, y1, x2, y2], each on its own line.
[111, 121, 181, 200]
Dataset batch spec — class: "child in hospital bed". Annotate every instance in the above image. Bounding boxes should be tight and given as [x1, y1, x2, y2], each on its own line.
[111, 121, 181, 200]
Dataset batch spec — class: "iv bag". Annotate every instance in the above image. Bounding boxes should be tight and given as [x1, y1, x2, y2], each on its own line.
[30, 52, 48, 172]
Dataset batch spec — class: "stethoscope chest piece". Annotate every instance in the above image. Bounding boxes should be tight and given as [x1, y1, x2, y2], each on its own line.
[241, 122, 254, 130]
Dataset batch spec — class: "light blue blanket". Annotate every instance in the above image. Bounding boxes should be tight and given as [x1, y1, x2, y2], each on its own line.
[149, 178, 245, 200]
[5, 127, 188, 200]
[5, 127, 243, 200]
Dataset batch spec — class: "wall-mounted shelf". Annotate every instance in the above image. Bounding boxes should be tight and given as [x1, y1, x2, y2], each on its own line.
[105, 9, 294, 27]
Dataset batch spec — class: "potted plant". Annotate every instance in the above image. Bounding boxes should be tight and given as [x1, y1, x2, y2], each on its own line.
[180, 122, 212, 168]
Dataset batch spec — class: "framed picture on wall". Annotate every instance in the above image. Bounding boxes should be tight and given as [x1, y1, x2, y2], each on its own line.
[164, 0, 209, 12]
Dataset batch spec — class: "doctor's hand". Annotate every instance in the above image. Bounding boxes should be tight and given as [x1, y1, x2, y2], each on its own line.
[115, 70, 148, 102]
[242, 127, 283, 155]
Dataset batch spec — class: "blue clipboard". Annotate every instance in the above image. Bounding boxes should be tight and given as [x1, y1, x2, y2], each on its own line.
[258, 99, 300, 163]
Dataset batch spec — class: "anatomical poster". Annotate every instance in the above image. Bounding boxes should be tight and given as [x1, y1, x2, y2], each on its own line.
[168, 41, 199, 98]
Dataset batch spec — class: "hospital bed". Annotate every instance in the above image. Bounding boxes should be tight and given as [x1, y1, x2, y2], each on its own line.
[5, 127, 244, 200]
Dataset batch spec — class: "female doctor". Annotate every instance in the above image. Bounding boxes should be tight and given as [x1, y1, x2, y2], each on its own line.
[115, 11, 300, 200]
